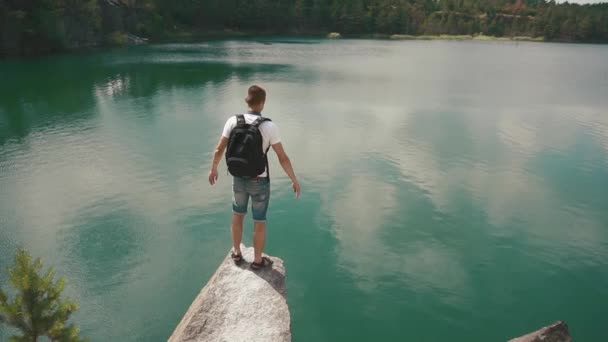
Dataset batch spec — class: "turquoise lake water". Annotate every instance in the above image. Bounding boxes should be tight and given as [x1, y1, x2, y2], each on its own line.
[1, 38, 607, 341]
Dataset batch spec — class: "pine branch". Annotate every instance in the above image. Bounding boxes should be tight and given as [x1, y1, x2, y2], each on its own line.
[0, 249, 85, 342]
[0, 287, 7, 324]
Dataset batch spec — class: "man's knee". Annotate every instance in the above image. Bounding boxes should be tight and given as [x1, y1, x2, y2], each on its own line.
[232, 213, 245, 224]
[253, 222, 266, 232]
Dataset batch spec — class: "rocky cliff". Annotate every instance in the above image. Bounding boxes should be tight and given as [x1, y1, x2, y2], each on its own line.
[509, 321, 572, 342]
[168, 246, 291, 342]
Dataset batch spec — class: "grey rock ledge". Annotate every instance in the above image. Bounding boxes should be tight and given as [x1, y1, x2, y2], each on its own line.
[169, 246, 291, 342]
[509, 321, 572, 342]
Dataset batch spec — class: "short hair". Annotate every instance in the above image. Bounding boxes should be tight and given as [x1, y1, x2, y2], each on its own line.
[245, 85, 266, 106]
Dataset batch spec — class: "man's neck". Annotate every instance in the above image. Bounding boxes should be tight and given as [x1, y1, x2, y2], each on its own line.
[248, 107, 262, 115]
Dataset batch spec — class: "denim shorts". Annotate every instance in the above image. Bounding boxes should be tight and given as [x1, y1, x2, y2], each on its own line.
[232, 176, 270, 222]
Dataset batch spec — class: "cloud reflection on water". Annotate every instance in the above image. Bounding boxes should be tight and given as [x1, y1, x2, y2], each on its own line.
[261, 40, 608, 298]
[1, 40, 607, 340]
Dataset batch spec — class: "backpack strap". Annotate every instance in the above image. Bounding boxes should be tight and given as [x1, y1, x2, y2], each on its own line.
[252, 116, 272, 179]
[264, 144, 271, 179]
[252, 116, 271, 128]
[236, 114, 246, 127]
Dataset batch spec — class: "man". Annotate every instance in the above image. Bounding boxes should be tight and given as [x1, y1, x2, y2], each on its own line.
[208, 85, 300, 269]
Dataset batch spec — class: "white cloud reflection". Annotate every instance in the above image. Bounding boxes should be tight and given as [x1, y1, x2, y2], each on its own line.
[1, 40, 607, 327]
[261, 40, 608, 294]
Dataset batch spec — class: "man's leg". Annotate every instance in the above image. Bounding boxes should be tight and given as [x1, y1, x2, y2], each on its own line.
[251, 178, 270, 264]
[253, 221, 266, 264]
[231, 213, 245, 255]
[231, 177, 248, 256]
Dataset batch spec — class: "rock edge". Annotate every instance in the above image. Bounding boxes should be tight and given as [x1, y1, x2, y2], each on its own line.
[509, 321, 571, 342]
[168, 246, 290, 342]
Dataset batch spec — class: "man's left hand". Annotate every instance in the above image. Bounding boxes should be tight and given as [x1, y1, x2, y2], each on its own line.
[208, 169, 219, 185]
[292, 181, 301, 198]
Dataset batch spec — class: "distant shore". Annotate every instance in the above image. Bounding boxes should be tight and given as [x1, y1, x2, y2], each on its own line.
[0, 30, 598, 59]
[386, 34, 544, 42]
[157, 30, 549, 44]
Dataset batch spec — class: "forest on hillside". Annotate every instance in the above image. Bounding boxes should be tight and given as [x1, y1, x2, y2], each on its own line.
[1, 0, 608, 56]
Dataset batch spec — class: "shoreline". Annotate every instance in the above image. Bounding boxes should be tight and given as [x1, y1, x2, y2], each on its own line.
[154, 30, 607, 45]
[2, 31, 605, 59]
[385, 34, 545, 42]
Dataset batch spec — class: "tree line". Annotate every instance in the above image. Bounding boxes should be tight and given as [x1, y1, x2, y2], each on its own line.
[2, 0, 608, 56]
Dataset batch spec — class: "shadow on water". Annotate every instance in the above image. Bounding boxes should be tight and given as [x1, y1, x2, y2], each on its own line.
[59, 199, 146, 292]
[532, 143, 608, 213]
[0, 48, 293, 146]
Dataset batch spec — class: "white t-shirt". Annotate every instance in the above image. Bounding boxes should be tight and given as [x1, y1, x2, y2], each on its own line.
[222, 113, 281, 177]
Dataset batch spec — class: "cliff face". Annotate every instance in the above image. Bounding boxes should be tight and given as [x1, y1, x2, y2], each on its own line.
[0, 0, 142, 56]
[169, 246, 291, 342]
[509, 321, 572, 342]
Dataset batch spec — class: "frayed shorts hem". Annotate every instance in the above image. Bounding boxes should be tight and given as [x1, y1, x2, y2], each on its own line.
[232, 212, 266, 223]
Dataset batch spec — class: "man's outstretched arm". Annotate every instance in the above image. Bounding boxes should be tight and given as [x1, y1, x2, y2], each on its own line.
[209, 136, 228, 185]
[271, 142, 301, 198]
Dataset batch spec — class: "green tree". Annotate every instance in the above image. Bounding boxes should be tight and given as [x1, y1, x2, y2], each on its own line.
[559, 17, 576, 41]
[577, 15, 592, 40]
[446, 12, 457, 34]
[294, 0, 307, 30]
[0, 249, 84, 342]
[311, 0, 330, 30]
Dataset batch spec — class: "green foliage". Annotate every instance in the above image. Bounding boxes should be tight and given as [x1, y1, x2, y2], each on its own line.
[0, 249, 85, 342]
[0, 0, 100, 55]
[2, 0, 608, 56]
[107, 31, 128, 45]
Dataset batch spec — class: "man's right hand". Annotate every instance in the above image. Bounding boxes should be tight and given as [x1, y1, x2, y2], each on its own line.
[208, 169, 218, 185]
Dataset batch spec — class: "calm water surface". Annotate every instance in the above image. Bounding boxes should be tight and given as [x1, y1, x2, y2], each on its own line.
[1, 39, 607, 341]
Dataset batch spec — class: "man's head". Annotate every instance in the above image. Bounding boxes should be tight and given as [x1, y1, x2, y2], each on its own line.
[245, 85, 266, 112]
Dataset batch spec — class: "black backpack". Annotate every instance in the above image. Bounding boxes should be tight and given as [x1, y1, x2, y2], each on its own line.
[225, 114, 271, 177]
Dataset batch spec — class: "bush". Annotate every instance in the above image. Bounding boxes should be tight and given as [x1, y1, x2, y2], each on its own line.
[107, 31, 128, 46]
